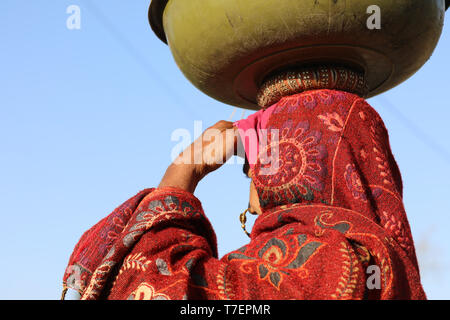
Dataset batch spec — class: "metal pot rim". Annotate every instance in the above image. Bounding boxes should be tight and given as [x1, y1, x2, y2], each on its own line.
[148, 0, 449, 44]
[149, 0, 168, 44]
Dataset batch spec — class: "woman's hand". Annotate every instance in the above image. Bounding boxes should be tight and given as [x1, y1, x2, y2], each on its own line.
[158, 120, 239, 193]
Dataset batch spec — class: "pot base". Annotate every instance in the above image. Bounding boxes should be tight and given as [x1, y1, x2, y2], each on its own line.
[233, 45, 392, 110]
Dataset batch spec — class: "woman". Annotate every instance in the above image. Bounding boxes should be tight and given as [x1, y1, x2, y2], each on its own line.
[62, 66, 425, 300]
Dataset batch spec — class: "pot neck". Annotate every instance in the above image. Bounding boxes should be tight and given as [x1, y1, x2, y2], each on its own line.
[256, 66, 368, 109]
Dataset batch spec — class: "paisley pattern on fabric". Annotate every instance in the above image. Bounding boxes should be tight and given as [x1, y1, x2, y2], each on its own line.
[63, 89, 425, 300]
[127, 282, 170, 300]
[227, 233, 323, 289]
[344, 163, 364, 200]
[253, 119, 328, 209]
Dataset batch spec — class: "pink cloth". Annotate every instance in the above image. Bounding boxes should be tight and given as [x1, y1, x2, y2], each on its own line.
[234, 105, 276, 167]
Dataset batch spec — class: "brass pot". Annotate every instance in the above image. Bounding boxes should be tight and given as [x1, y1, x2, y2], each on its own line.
[149, 0, 447, 110]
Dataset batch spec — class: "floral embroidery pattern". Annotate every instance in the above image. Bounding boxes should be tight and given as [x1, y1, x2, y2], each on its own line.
[254, 120, 327, 208]
[123, 195, 201, 248]
[381, 211, 413, 254]
[344, 163, 382, 201]
[112, 253, 151, 289]
[105, 216, 127, 244]
[369, 246, 393, 296]
[370, 119, 393, 186]
[318, 112, 345, 132]
[228, 235, 322, 289]
[80, 191, 207, 300]
[331, 242, 360, 300]
[119, 252, 151, 274]
[314, 211, 352, 236]
[301, 93, 317, 109]
[82, 261, 116, 300]
[317, 91, 334, 105]
[216, 265, 235, 300]
[127, 282, 170, 300]
[344, 164, 367, 201]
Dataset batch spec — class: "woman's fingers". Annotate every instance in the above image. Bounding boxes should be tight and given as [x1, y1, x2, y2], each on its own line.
[201, 120, 237, 168]
[170, 120, 239, 188]
[161, 120, 241, 193]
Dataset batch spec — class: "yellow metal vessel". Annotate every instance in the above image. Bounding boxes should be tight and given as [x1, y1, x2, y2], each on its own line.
[149, 0, 448, 109]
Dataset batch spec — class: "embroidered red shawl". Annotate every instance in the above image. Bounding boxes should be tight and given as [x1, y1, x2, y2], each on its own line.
[63, 89, 425, 300]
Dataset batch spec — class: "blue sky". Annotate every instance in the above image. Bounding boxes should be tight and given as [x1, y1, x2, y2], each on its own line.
[0, 1, 449, 299]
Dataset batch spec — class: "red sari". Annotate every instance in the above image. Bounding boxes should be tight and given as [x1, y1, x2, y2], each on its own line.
[63, 89, 425, 300]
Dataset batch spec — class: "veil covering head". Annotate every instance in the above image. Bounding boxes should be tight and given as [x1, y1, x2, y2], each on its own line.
[234, 89, 403, 218]
[232, 88, 427, 300]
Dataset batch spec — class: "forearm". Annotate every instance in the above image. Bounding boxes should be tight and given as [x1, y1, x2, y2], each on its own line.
[158, 162, 202, 194]
[159, 120, 239, 194]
